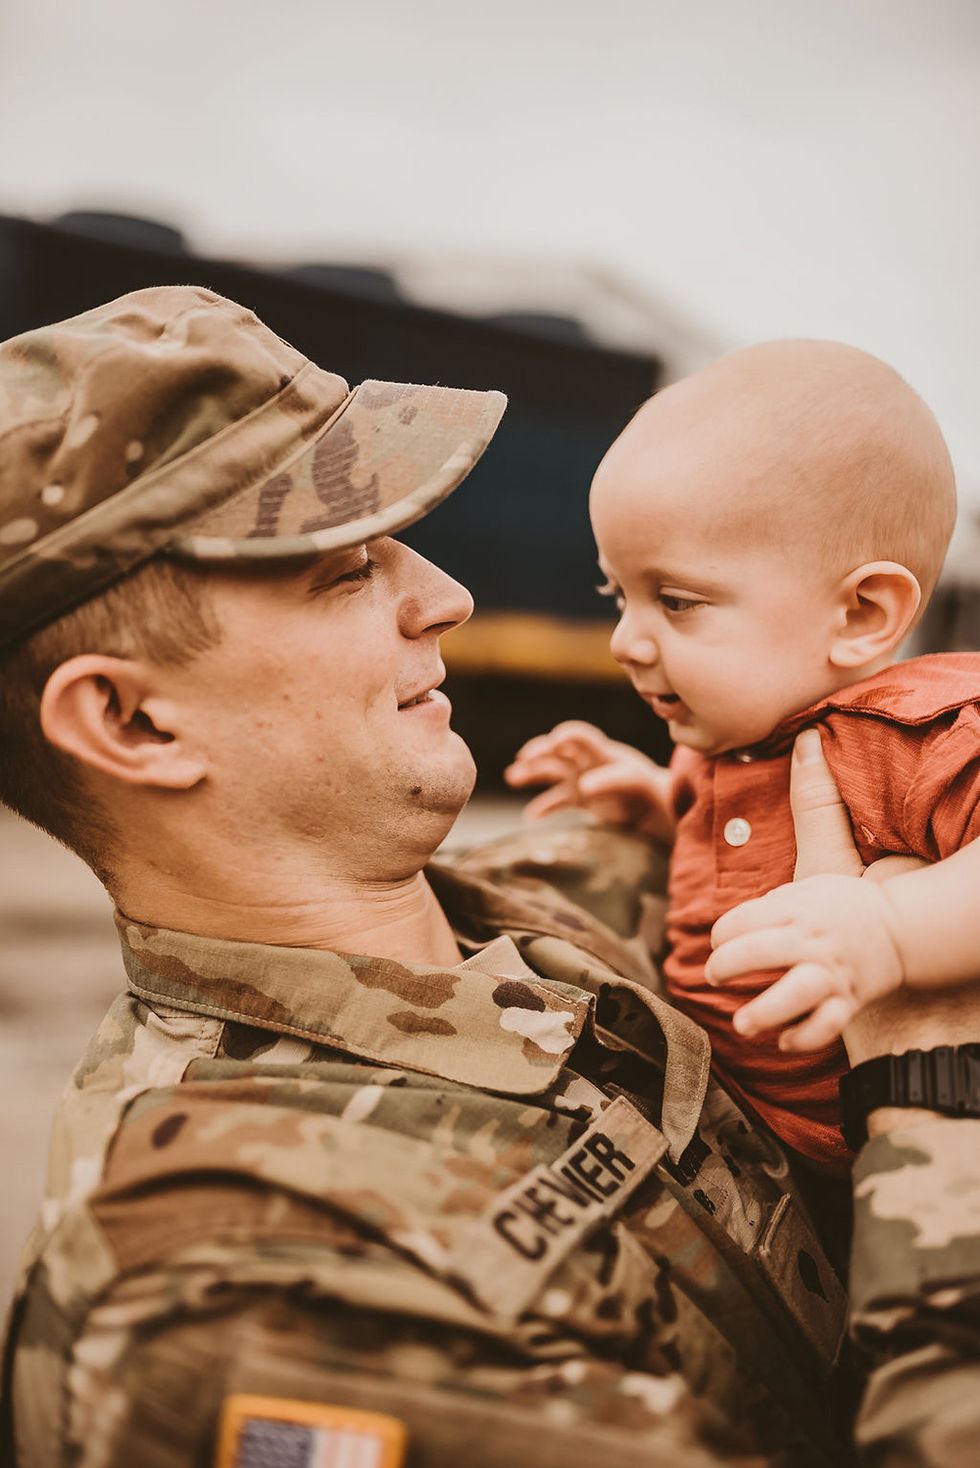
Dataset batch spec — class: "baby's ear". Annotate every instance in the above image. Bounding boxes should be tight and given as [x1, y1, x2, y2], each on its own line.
[829, 561, 921, 669]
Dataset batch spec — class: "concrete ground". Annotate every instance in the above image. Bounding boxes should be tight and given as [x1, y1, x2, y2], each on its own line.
[0, 797, 524, 1312]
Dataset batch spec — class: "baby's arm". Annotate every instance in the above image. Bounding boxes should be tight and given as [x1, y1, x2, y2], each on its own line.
[706, 854, 980, 1050]
[707, 732, 980, 1050]
[505, 721, 676, 843]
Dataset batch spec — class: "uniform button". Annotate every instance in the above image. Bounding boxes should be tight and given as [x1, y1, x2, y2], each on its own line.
[723, 817, 752, 847]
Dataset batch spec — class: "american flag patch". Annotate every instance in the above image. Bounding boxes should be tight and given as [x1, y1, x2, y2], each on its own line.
[216, 1395, 407, 1468]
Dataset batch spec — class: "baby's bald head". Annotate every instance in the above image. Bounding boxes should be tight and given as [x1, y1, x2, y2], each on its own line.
[598, 340, 955, 606]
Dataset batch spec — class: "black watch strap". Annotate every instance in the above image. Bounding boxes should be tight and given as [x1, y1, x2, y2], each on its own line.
[840, 1044, 980, 1151]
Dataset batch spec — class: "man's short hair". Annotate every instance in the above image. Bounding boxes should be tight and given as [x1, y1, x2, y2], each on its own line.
[0, 558, 219, 880]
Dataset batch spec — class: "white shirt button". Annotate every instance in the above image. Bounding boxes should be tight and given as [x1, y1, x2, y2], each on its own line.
[723, 817, 752, 847]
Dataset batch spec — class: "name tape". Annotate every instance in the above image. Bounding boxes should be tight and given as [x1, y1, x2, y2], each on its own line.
[448, 1093, 668, 1318]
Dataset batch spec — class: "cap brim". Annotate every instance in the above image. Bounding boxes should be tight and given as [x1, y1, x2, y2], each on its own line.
[169, 379, 507, 562]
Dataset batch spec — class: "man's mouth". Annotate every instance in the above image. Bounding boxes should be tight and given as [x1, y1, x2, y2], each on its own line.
[397, 671, 449, 711]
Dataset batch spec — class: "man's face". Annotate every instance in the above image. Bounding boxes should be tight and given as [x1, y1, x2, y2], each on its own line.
[590, 400, 845, 757]
[175, 538, 476, 876]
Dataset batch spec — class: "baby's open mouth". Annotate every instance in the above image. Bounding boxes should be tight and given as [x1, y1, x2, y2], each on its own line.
[645, 692, 682, 719]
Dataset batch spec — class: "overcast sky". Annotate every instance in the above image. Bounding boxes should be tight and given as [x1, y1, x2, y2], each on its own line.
[1, 0, 977, 517]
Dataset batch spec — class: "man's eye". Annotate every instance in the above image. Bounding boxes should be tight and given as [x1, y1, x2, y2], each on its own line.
[337, 558, 376, 586]
[660, 593, 701, 614]
[309, 558, 377, 597]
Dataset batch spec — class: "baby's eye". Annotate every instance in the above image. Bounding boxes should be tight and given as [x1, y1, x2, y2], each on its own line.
[595, 579, 626, 612]
[659, 593, 701, 614]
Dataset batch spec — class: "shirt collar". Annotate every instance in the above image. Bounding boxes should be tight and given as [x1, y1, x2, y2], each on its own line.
[734, 654, 980, 761]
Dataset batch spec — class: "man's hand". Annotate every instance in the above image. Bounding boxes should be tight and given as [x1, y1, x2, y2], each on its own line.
[705, 728, 911, 1051]
[505, 721, 675, 842]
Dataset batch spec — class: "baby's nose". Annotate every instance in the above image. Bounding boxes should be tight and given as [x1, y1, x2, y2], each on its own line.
[609, 617, 659, 668]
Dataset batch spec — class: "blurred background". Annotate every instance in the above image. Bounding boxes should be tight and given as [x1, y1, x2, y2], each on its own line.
[1, 0, 978, 1301]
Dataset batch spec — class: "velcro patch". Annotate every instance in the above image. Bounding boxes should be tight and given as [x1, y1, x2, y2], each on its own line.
[216, 1394, 407, 1468]
[447, 1093, 668, 1317]
[755, 1193, 847, 1365]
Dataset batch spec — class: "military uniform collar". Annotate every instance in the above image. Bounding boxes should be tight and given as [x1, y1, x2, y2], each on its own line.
[426, 858, 658, 987]
[116, 856, 709, 1156]
[426, 861, 710, 1156]
[116, 906, 591, 1099]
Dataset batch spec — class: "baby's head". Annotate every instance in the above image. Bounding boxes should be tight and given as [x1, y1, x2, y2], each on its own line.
[591, 340, 956, 756]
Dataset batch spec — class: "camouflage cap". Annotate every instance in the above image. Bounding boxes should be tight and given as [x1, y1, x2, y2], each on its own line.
[0, 285, 507, 652]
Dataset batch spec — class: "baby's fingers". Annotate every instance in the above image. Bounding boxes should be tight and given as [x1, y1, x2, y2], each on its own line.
[579, 764, 655, 800]
[777, 996, 856, 1052]
[709, 887, 796, 949]
[550, 732, 621, 779]
[706, 925, 810, 985]
[522, 784, 577, 822]
[732, 964, 834, 1037]
[547, 720, 615, 755]
[510, 724, 613, 780]
[505, 754, 578, 789]
[510, 731, 569, 765]
[514, 721, 607, 762]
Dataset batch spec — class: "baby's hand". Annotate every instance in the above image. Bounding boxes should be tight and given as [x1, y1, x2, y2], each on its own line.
[705, 875, 906, 1051]
[505, 720, 675, 842]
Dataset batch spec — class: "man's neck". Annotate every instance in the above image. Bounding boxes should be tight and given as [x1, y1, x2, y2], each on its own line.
[113, 863, 464, 968]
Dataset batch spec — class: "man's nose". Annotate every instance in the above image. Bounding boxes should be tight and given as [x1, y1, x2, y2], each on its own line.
[397, 545, 474, 638]
[609, 612, 659, 669]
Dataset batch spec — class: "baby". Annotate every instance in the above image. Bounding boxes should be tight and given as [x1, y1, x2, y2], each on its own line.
[507, 340, 980, 1174]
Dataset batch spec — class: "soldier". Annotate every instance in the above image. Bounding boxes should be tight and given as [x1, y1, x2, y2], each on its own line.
[0, 286, 976, 1467]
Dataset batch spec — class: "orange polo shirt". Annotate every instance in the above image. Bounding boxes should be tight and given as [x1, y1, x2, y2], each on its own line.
[664, 653, 980, 1173]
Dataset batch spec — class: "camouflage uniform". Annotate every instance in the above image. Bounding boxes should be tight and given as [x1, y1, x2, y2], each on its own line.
[5, 821, 979, 1467]
[5, 823, 856, 1467]
[849, 1116, 980, 1466]
[2, 289, 978, 1466]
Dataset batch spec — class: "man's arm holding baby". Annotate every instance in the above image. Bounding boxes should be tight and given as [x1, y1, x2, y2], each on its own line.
[706, 726, 980, 1050]
[778, 727, 980, 1468]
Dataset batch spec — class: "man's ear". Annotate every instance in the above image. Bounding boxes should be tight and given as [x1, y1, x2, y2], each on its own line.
[829, 561, 921, 670]
[39, 655, 206, 789]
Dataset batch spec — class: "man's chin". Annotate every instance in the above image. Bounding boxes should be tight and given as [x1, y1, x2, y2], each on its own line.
[443, 735, 478, 814]
[412, 733, 477, 818]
